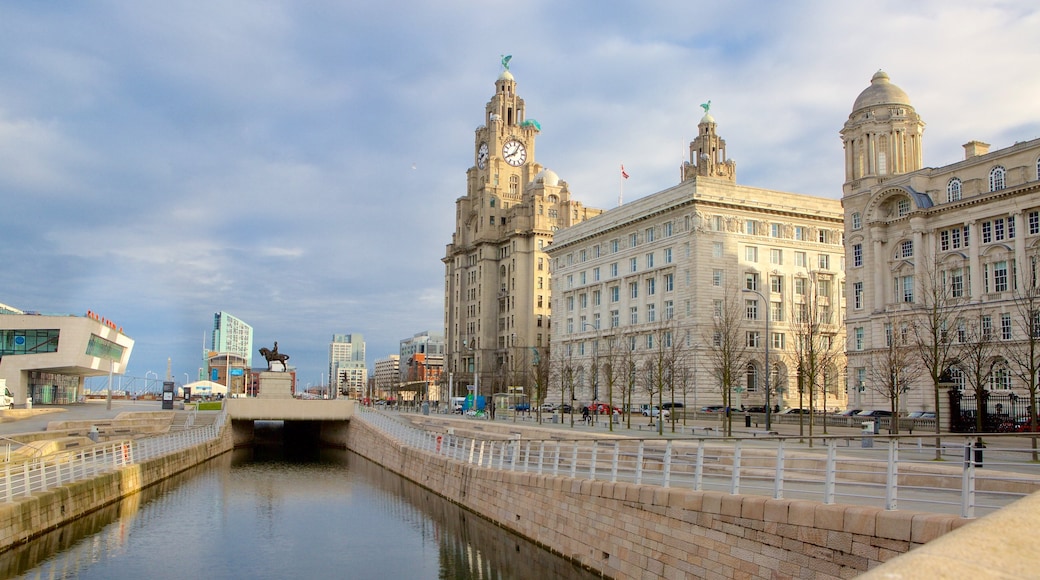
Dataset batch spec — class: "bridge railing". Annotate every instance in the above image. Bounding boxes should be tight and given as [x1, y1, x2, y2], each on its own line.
[356, 409, 1040, 519]
[0, 407, 227, 502]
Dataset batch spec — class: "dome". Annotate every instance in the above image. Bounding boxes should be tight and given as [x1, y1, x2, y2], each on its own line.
[498, 70, 514, 82]
[700, 112, 715, 124]
[852, 70, 912, 113]
[534, 169, 560, 187]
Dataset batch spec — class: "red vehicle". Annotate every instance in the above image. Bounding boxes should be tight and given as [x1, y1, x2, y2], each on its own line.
[586, 403, 622, 415]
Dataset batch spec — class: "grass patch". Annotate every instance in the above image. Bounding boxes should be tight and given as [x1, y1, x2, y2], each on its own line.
[196, 401, 224, 411]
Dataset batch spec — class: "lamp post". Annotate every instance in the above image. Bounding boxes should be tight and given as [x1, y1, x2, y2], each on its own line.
[581, 322, 601, 425]
[742, 288, 771, 431]
[145, 370, 158, 398]
[463, 340, 481, 418]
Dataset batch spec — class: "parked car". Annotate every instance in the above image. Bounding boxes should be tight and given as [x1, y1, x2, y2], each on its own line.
[906, 411, 935, 419]
[641, 406, 670, 418]
[856, 410, 892, 417]
[513, 403, 531, 412]
[587, 403, 622, 415]
[780, 408, 809, 414]
[661, 402, 685, 410]
[700, 405, 727, 413]
[836, 409, 863, 417]
[559, 404, 573, 414]
[743, 405, 767, 413]
[539, 402, 557, 413]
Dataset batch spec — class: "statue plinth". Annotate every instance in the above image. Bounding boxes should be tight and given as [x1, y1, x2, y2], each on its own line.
[257, 371, 294, 399]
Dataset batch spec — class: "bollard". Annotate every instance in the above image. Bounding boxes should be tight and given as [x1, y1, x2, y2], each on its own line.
[861, 422, 874, 448]
[974, 439, 984, 468]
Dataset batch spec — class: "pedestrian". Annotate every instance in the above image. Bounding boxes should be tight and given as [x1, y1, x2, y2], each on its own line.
[581, 405, 590, 425]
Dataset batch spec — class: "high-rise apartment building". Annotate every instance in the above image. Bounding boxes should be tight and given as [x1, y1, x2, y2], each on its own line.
[443, 62, 602, 402]
[841, 71, 1040, 417]
[373, 354, 400, 402]
[329, 333, 366, 398]
[212, 311, 253, 368]
[549, 109, 847, 412]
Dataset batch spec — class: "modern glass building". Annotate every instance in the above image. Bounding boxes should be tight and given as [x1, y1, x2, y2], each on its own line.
[212, 311, 253, 368]
[0, 306, 135, 405]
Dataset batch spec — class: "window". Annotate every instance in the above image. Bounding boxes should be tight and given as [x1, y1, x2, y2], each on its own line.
[818, 254, 830, 269]
[630, 257, 638, 273]
[592, 290, 601, 306]
[947, 178, 962, 202]
[770, 301, 783, 322]
[664, 247, 672, 263]
[610, 286, 620, 302]
[610, 310, 620, 328]
[851, 212, 862, 230]
[610, 239, 619, 253]
[711, 215, 723, 231]
[713, 299, 723, 318]
[629, 281, 639, 299]
[990, 166, 1006, 192]
[647, 303, 656, 322]
[580, 271, 587, 285]
[853, 281, 863, 309]
[1002, 313, 1012, 340]
[579, 249, 587, 262]
[794, 252, 807, 267]
[646, 334, 654, 349]
[746, 331, 761, 348]
[818, 278, 831, 298]
[899, 240, 913, 259]
[630, 307, 638, 325]
[898, 275, 914, 303]
[770, 249, 783, 265]
[991, 364, 1011, 390]
[579, 293, 588, 309]
[1031, 211, 1040, 235]
[664, 300, 674, 320]
[940, 226, 968, 251]
[593, 267, 600, 281]
[770, 275, 782, 294]
[645, 252, 655, 268]
[794, 278, 807, 296]
[948, 268, 965, 298]
[981, 316, 992, 341]
[629, 232, 639, 247]
[712, 269, 723, 286]
[745, 220, 757, 235]
[664, 221, 673, 236]
[645, 227, 655, 242]
[771, 332, 785, 349]
[794, 226, 805, 241]
[746, 246, 758, 262]
[646, 278, 656, 296]
[994, 261, 1008, 293]
[746, 299, 759, 320]
[897, 198, 911, 216]
[567, 296, 574, 312]
[713, 242, 723, 258]
[664, 273, 674, 292]
[818, 229, 829, 244]
[745, 272, 759, 291]
[854, 327, 864, 351]
[771, 223, 782, 238]
[610, 262, 618, 277]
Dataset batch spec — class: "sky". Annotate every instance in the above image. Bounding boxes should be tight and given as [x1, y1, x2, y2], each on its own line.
[2, 1, 1038, 388]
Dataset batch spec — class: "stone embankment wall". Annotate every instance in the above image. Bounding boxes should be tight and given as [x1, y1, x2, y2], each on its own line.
[346, 417, 969, 579]
[0, 425, 233, 552]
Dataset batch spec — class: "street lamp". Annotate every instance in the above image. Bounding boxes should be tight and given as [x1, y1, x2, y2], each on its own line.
[463, 340, 481, 418]
[742, 288, 771, 431]
[145, 370, 158, 397]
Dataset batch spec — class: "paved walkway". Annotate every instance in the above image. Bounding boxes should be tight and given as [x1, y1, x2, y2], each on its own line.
[0, 400, 170, 437]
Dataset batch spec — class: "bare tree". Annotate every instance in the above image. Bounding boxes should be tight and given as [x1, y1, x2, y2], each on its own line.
[908, 254, 965, 459]
[1007, 252, 1040, 459]
[867, 317, 917, 433]
[789, 271, 844, 438]
[530, 345, 551, 423]
[957, 314, 998, 434]
[704, 284, 751, 436]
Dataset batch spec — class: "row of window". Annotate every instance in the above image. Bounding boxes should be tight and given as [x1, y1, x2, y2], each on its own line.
[743, 246, 837, 270]
[563, 249, 675, 288]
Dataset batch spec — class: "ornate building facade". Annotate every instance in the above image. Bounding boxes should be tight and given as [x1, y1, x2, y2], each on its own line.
[842, 71, 1040, 415]
[443, 64, 602, 403]
[548, 111, 846, 412]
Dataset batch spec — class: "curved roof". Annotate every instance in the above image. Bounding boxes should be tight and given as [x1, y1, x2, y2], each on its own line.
[534, 169, 560, 187]
[852, 70, 912, 113]
[498, 70, 514, 82]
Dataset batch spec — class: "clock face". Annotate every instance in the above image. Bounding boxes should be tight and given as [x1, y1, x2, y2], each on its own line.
[477, 142, 489, 169]
[502, 139, 527, 166]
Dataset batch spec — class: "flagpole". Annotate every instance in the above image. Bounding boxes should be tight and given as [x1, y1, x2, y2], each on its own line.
[618, 168, 623, 207]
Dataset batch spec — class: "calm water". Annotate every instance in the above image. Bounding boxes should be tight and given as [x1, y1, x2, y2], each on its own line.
[0, 433, 599, 579]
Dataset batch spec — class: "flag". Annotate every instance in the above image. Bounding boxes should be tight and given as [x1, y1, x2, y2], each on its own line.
[621, 165, 629, 179]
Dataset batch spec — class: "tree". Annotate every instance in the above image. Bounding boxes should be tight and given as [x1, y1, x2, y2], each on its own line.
[530, 345, 551, 423]
[704, 285, 751, 436]
[908, 254, 965, 459]
[789, 271, 844, 438]
[1007, 252, 1040, 460]
[956, 314, 998, 435]
[866, 317, 917, 434]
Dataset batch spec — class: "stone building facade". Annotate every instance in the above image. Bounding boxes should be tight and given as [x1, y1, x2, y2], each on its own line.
[842, 71, 1040, 415]
[548, 112, 846, 412]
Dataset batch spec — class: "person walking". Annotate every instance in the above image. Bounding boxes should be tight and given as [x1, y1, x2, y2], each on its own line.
[581, 405, 591, 425]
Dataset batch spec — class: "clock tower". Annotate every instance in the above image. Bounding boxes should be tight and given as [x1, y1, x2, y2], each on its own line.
[443, 60, 602, 408]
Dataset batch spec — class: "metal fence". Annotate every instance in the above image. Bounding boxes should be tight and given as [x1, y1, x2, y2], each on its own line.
[0, 409, 226, 502]
[357, 408, 1040, 519]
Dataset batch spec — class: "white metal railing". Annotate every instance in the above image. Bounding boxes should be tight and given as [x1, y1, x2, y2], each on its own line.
[355, 408, 1040, 519]
[0, 408, 227, 502]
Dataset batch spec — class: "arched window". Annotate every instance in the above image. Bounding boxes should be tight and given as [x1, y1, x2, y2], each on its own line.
[990, 166, 1006, 192]
[746, 363, 759, 393]
[947, 178, 962, 202]
[990, 361, 1012, 390]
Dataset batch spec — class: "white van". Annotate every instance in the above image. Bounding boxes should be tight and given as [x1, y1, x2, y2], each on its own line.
[0, 388, 13, 409]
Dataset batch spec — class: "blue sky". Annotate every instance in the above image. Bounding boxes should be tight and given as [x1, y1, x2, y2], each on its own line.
[2, 1, 1038, 387]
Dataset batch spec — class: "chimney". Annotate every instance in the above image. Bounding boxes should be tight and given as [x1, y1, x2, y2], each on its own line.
[963, 140, 991, 159]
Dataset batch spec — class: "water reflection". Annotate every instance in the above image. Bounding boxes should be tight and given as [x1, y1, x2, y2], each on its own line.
[1, 442, 599, 580]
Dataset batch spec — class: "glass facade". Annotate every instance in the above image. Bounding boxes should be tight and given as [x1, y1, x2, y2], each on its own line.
[0, 329, 59, 355]
[85, 334, 125, 361]
[28, 371, 82, 405]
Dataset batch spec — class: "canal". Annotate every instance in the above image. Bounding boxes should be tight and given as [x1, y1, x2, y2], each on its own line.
[0, 425, 600, 579]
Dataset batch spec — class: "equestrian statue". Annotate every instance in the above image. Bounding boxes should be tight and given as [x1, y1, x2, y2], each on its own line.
[259, 341, 290, 371]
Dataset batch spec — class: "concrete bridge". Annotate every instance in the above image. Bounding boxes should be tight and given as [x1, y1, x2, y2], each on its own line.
[225, 397, 354, 448]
